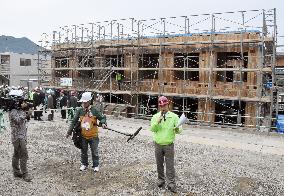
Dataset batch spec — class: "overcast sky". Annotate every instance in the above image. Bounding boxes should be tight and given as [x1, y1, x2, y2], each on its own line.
[0, 0, 283, 50]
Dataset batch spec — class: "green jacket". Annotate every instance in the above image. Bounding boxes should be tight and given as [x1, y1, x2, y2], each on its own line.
[150, 111, 182, 145]
[67, 106, 106, 136]
[115, 73, 122, 81]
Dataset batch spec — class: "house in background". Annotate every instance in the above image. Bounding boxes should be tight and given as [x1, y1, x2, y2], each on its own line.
[0, 35, 51, 89]
[0, 52, 51, 89]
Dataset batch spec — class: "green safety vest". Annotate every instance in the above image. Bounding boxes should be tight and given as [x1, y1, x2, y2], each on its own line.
[29, 91, 34, 101]
[116, 73, 122, 81]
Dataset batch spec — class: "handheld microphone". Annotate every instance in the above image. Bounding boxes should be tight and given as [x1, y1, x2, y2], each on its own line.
[162, 112, 166, 121]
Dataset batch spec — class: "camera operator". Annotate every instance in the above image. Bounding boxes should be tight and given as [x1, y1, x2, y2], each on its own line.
[8, 93, 32, 182]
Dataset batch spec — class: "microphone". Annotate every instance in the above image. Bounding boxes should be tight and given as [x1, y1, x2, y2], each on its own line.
[162, 112, 166, 121]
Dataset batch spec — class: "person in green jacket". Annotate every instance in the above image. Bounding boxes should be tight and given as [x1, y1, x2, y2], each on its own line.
[66, 92, 107, 173]
[150, 96, 182, 193]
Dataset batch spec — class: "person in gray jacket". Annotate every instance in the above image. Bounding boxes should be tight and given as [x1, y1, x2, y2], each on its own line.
[46, 90, 54, 121]
[9, 97, 32, 182]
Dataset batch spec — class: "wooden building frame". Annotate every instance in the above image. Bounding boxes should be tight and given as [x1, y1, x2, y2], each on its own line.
[44, 9, 278, 130]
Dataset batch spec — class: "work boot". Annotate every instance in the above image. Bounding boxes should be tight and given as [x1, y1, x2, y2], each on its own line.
[23, 173, 32, 182]
[167, 185, 177, 193]
[13, 172, 23, 178]
[157, 181, 165, 188]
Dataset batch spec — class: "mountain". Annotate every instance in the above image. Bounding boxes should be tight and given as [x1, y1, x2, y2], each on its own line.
[0, 35, 40, 54]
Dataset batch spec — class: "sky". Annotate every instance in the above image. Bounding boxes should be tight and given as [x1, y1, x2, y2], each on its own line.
[0, 0, 283, 50]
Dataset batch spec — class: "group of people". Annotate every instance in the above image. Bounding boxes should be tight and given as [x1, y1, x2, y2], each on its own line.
[30, 88, 79, 121]
[0, 86, 80, 121]
[7, 87, 182, 193]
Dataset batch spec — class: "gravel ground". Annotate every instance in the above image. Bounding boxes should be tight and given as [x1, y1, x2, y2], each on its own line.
[1, 112, 284, 196]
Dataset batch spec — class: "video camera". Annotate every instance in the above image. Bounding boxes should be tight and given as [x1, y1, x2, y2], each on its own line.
[0, 90, 33, 112]
[0, 96, 33, 112]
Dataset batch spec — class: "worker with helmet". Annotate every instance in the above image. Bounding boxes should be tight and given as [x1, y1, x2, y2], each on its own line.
[66, 92, 107, 173]
[150, 96, 182, 193]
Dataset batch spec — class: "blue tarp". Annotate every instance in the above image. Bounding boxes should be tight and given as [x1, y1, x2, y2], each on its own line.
[276, 115, 284, 133]
[265, 82, 273, 89]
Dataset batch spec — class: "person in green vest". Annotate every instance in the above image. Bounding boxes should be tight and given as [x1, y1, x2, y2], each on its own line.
[28, 89, 35, 101]
[150, 96, 182, 193]
[115, 72, 122, 90]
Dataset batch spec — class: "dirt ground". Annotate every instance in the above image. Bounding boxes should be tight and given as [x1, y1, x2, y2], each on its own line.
[1, 111, 284, 196]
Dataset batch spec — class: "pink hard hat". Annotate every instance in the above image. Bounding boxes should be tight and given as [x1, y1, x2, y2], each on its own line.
[158, 96, 169, 106]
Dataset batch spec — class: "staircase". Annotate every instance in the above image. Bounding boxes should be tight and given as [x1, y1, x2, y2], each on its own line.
[92, 69, 114, 90]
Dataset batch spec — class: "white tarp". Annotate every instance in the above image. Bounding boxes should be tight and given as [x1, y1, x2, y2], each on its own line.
[60, 78, 72, 87]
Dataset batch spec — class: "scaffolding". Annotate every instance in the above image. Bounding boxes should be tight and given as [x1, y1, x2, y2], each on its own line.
[43, 8, 278, 131]
[37, 33, 52, 87]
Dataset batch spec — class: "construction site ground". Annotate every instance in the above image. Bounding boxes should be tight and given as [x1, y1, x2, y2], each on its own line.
[0, 111, 284, 196]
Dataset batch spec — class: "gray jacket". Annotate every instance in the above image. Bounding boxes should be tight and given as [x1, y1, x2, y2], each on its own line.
[47, 95, 54, 109]
[9, 109, 28, 143]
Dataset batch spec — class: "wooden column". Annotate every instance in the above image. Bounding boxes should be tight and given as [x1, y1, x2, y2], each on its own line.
[197, 98, 215, 123]
[245, 102, 256, 127]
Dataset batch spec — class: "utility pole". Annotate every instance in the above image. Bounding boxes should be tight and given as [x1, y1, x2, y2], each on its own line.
[37, 44, 40, 87]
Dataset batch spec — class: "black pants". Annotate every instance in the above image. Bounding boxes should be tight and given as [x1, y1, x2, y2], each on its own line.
[48, 110, 54, 121]
[34, 110, 41, 120]
[61, 109, 66, 119]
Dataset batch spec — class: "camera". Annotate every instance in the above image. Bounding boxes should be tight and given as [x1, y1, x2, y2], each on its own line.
[0, 96, 33, 112]
[0, 89, 33, 111]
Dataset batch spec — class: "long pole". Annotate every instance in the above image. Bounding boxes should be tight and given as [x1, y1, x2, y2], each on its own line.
[271, 8, 277, 130]
[238, 11, 245, 126]
[37, 45, 40, 87]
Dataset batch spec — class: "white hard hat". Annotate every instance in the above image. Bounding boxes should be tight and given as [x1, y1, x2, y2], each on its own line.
[79, 92, 92, 102]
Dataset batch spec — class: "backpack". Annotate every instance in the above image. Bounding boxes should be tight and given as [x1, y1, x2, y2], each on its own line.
[72, 122, 82, 149]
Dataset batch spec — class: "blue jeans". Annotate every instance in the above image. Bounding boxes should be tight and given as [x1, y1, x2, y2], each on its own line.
[81, 137, 99, 168]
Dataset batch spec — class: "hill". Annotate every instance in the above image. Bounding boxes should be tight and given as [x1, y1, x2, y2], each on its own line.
[0, 35, 40, 54]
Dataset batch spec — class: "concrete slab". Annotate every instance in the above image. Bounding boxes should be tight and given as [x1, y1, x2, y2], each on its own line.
[107, 116, 284, 156]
